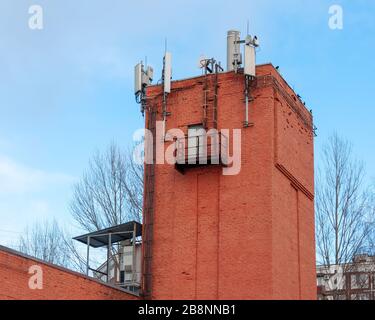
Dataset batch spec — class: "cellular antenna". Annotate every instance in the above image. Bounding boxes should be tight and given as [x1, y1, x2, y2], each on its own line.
[163, 52, 172, 94]
[162, 50, 172, 139]
[227, 30, 242, 72]
[243, 28, 259, 127]
[134, 60, 154, 116]
[226, 27, 260, 127]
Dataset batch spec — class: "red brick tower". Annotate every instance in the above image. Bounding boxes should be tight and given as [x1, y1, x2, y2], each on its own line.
[141, 63, 316, 300]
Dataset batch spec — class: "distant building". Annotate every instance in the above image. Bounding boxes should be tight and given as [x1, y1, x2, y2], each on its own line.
[94, 241, 142, 294]
[317, 255, 375, 300]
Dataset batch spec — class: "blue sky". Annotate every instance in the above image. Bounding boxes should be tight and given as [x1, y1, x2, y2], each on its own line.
[0, 0, 374, 245]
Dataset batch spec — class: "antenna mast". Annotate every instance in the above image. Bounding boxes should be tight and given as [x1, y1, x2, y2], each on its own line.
[162, 43, 172, 139]
[226, 27, 259, 127]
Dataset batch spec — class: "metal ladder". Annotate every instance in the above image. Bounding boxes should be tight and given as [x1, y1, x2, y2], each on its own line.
[202, 65, 219, 130]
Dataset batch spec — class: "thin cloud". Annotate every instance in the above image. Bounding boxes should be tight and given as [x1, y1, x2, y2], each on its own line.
[0, 155, 76, 194]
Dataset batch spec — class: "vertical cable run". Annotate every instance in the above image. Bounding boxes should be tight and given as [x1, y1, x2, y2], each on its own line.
[142, 105, 156, 300]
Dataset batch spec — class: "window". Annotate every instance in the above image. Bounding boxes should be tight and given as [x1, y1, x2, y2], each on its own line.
[351, 273, 369, 289]
[187, 124, 205, 163]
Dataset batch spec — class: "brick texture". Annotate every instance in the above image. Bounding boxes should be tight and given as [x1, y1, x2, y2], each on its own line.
[0, 246, 139, 300]
[143, 64, 316, 300]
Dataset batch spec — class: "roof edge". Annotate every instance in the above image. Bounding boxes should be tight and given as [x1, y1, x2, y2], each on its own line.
[148, 63, 276, 88]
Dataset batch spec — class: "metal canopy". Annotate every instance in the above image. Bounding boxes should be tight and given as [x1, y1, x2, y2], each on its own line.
[73, 221, 142, 248]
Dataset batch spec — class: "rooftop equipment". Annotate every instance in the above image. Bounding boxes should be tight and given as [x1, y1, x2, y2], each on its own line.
[163, 52, 172, 94]
[162, 52, 172, 139]
[227, 30, 242, 72]
[243, 33, 259, 127]
[226, 28, 260, 127]
[244, 35, 258, 77]
[134, 62, 153, 115]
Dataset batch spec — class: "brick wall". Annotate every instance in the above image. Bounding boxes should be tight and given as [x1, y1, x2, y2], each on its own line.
[0, 246, 139, 300]
[143, 64, 316, 300]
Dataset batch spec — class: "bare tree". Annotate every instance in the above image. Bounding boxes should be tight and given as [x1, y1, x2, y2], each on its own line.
[15, 143, 142, 274]
[70, 143, 143, 233]
[18, 219, 86, 272]
[61, 232, 87, 273]
[316, 133, 375, 299]
[123, 145, 144, 223]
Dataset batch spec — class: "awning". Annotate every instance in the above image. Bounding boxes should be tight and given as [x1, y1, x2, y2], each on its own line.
[73, 221, 142, 248]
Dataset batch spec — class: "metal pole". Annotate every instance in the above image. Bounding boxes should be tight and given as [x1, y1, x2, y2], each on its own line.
[245, 95, 249, 126]
[244, 76, 250, 127]
[86, 236, 90, 276]
[132, 223, 136, 284]
[107, 233, 111, 283]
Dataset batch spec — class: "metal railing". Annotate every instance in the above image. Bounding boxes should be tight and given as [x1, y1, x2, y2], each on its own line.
[175, 132, 228, 166]
[93, 252, 141, 286]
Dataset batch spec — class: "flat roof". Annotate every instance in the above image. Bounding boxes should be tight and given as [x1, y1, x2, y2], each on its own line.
[73, 221, 142, 248]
